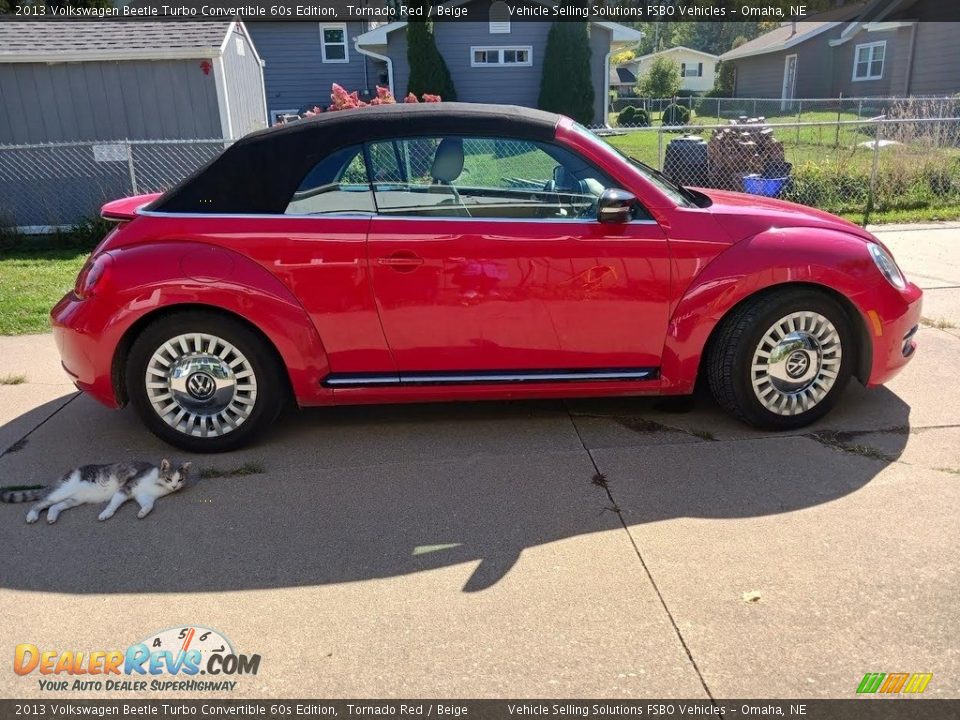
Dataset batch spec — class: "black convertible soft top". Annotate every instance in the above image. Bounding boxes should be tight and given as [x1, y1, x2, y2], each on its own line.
[151, 103, 562, 215]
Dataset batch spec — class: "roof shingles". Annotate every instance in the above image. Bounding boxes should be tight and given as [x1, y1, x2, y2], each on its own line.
[0, 21, 233, 62]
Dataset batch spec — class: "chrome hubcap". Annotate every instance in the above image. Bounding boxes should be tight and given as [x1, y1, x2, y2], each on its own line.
[751, 311, 842, 416]
[145, 333, 257, 437]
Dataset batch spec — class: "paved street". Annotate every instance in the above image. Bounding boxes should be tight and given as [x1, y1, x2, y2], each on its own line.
[1, 223, 958, 699]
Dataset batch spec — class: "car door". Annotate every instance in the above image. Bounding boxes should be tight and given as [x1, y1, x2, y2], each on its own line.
[236, 144, 393, 376]
[365, 134, 671, 377]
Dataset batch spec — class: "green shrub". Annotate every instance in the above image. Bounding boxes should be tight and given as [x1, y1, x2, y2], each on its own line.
[59, 216, 115, 251]
[538, 21, 594, 124]
[617, 106, 650, 127]
[662, 103, 691, 127]
[637, 57, 681, 98]
[0, 220, 23, 252]
[406, 9, 457, 101]
[0, 215, 113, 254]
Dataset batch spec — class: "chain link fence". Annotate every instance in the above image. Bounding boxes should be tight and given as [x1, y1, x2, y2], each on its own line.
[2, 107, 959, 231]
[609, 95, 960, 124]
[0, 139, 228, 231]
[595, 113, 960, 222]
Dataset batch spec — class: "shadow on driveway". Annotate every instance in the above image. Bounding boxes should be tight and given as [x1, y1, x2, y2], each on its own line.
[0, 388, 911, 594]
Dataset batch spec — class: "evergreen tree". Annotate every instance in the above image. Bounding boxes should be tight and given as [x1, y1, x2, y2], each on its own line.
[537, 19, 594, 124]
[405, 0, 457, 101]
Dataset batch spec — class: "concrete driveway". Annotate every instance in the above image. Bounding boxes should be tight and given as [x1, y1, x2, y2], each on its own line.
[1, 224, 958, 700]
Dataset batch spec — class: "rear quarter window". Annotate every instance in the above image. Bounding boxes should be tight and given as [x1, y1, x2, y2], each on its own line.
[285, 145, 375, 216]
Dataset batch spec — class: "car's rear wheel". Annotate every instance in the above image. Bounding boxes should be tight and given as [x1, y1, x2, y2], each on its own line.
[126, 312, 284, 452]
[707, 288, 855, 430]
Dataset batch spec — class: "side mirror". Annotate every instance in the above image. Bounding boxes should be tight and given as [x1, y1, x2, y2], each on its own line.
[597, 188, 636, 224]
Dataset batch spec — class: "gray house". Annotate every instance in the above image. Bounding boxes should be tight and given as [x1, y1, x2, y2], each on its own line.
[0, 21, 267, 230]
[0, 21, 267, 143]
[721, 0, 960, 102]
[248, 21, 384, 123]
[249, 1, 642, 126]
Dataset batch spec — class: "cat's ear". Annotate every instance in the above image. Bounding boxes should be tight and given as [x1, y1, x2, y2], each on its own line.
[180, 462, 193, 475]
[160, 459, 171, 473]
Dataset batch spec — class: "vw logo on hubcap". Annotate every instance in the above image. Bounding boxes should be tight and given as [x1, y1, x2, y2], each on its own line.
[186, 371, 217, 401]
[785, 351, 811, 379]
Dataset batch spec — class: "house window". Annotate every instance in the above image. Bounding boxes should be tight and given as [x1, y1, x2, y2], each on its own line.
[471, 46, 533, 67]
[680, 62, 703, 77]
[321, 24, 349, 64]
[853, 41, 885, 81]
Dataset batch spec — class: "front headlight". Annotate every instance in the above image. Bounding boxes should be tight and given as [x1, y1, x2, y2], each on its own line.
[868, 243, 906, 290]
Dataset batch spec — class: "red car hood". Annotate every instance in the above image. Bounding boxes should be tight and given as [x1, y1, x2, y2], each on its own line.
[697, 188, 873, 243]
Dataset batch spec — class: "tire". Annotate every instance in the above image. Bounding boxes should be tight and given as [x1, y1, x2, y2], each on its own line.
[126, 311, 285, 452]
[706, 288, 855, 430]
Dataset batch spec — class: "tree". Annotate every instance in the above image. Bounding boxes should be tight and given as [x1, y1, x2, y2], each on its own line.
[537, 19, 595, 124]
[612, 49, 636, 66]
[637, 57, 681, 98]
[710, 36, 746, 97]
[404, 0, 457, 101]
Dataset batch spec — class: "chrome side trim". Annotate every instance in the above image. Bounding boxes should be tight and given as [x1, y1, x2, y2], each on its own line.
[136, 208, 659, 225]
[323, 368, 658, 388]
[137, 209, 376, 220]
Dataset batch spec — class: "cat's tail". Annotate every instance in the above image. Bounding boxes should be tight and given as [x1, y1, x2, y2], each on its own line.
[0, 487, 46, 503]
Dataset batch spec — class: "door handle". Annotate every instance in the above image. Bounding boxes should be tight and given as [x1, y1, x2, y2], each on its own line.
[378, 251, 424, 272]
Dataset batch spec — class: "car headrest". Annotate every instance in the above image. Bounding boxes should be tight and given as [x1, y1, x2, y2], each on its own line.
[555, 165, 580, 192]
[431, 138, 465, 184]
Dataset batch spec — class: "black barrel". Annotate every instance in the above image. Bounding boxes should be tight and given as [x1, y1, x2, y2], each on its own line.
[663, 135, 709, 187]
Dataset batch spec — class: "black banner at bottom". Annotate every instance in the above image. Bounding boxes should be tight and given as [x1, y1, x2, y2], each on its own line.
[1, 700, 958, 720]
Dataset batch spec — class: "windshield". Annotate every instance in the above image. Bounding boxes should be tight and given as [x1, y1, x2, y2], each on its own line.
[569, 123, 698, 208]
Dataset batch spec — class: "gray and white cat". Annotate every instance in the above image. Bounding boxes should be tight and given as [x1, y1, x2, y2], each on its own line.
[0, 459, 191, 524]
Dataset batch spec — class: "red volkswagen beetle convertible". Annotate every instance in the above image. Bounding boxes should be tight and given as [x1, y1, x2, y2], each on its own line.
[52, 104, 922, 452]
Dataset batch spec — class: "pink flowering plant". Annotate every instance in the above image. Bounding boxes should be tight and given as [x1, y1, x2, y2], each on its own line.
[275, 84, 440, 125]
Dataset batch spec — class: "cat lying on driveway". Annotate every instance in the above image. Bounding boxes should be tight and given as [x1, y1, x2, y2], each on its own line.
[1, 459, 191, 524]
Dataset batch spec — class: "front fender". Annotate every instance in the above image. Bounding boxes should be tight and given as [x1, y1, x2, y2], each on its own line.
[97, 242, 331, 406]
[660, 227, 881, 394]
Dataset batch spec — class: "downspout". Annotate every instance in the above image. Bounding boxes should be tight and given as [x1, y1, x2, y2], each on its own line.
[354, 39, 394, 95]
[903, 22, 917, 96]
[603, 50, 612, 128]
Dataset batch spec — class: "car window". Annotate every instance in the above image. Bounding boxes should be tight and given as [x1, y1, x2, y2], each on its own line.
[569, 122, 697, 208]
[285, 144, 375, 216]
[365, 136, 630, 220]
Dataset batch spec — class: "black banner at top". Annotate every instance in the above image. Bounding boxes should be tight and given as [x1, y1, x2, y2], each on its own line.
[4, 0, 960, 22]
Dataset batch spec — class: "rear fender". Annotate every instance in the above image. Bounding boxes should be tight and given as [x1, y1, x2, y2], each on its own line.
[660, 227, 879, 394]
[102, 242, 332, 406]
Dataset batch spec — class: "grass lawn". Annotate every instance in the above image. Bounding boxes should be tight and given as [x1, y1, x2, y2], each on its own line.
[0, 249, 87, 335]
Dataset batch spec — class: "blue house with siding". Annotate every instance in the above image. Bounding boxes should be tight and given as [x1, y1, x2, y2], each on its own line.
[248, 1, 642, 126]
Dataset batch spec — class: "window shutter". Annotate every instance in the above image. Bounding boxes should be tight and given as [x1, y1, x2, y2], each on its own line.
[698, 62, 703, 77]
[681, 63, 686, 76]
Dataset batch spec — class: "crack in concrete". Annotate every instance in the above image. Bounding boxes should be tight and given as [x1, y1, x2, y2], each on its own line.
[569, 412, 717, 442]
[0, 392, 80, 460]
[564, 401, 717, 704]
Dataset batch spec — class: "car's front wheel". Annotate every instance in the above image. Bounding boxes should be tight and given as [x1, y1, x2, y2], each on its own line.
[707, 288, 855, 430]
[126, 312, 284, 452]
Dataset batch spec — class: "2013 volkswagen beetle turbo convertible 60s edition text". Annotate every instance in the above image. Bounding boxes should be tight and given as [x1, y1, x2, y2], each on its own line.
[52, 103, 922, 452]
